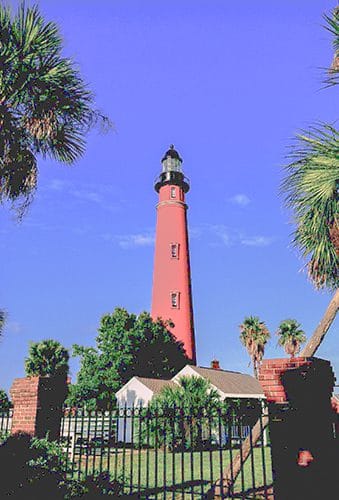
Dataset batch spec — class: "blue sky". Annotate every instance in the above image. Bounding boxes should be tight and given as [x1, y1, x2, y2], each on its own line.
[1, 0, 338, 392]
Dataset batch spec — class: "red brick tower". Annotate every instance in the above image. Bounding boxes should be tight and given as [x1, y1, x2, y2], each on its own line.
[151, 145, 196, 363]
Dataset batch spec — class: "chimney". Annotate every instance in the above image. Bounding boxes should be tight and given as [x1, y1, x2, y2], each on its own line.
[211, 359, 220, 370]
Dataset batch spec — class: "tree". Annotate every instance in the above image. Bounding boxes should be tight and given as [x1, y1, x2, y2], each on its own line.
[220, 8, 339, 494]
[67, 308, 190, 410]
[281, 4, 339, 357]
[226, 10, 339, 492]
[282, 125, 338, 291]
[0, 389, 11, 411]
[25, 339, 69, 378]
[151, 376, 222, 414]
[146, 376, 223, 450]
[0, 3, 109, 216]
[282, 124, 339, 355]
[239, 316, 270, 378]
[276, 319, 306, 358]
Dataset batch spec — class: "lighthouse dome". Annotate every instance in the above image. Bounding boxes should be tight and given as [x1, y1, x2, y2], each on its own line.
[155, 144, 189, 193]
[161, 144, 182, 163]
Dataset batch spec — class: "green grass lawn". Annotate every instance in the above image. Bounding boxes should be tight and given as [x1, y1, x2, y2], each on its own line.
[71, 446, 273, 499]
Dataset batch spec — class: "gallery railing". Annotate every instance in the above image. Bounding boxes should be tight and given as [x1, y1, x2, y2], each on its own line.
[59, 404, 273, 499]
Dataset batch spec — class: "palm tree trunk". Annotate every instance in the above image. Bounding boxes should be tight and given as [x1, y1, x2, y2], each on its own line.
[213, 415, 269, 497]
[253, 356, 257, 378]
[301, 289, 339, 357]
[213, 291, 338, 496]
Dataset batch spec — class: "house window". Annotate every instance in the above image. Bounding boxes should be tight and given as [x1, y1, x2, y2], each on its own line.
[171, 292, 179, 308]
[170, 243, 179, 259]
[170, 187, 176, 199]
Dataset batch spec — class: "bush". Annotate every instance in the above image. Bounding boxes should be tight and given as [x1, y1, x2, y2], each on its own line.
[0, 433, 125, 498]
[0, 433, 68, 498]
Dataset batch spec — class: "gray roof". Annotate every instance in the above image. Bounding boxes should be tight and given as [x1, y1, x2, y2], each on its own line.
[135, 377, 175, 394]
[190, 366, 264, 397]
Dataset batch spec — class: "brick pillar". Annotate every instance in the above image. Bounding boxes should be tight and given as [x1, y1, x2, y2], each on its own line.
[10, 376, 67, 440]
[258, 357, 337, 500]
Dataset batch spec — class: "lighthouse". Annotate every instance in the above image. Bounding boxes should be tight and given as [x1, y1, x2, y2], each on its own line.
[151, 145, 196, 364]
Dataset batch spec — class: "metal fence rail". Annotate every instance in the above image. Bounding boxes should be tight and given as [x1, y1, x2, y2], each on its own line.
[59, 406, 273, 499]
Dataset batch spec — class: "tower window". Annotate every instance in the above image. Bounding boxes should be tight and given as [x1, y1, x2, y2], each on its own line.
[171, 292, 180, 309]
[170, 243, 179, 259]
[170, 187, 176, 199]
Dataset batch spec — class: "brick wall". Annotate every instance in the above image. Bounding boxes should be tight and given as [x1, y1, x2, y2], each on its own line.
[258, 357, 337, 500]
[10, 376, 67, 439]
[10, 377, 40, 436]
[258, 357, 334, 403]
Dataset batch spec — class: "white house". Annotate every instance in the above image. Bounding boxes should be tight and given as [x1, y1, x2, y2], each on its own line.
[115, 363, 265, 443]
[116, 363, 264, 408]
[115, 377, 175, 442]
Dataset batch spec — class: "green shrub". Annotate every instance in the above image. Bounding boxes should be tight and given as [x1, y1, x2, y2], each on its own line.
[0, 433, 124, 498]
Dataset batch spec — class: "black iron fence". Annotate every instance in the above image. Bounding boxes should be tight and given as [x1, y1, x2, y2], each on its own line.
[59, 405, 273, 499]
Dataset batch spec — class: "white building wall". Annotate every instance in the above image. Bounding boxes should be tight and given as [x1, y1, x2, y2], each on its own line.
[115, 378, 154, 442]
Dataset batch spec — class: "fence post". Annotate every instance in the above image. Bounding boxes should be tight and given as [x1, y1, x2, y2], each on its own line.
[258, 357, 337, 500]
[10, 375, 67, 440]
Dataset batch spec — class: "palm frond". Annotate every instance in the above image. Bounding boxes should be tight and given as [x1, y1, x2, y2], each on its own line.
[282, 124, 339, 290]
[0, 146, 37, 199]
[0, 2, 111, 214]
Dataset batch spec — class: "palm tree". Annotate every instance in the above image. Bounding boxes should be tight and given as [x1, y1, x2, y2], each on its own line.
[282, 125, 338, 291]
[153, 375, 222, 413]
[282, 124, 339, 356]
[276, 319, 306, 358]
[148, 376, 222, 450]
[224, 8, 338, 492]
[25, 339, 69, 378]
[0, 3, 109, 216]
[324, 7, 339, 86]
[239, 316, 270, 378]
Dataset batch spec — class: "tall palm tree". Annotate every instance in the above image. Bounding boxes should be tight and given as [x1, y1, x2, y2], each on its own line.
[276, 319, 306, 358]
[0, 3, 109, 216]
[223, 8, 339, 492]
[282, 124, 339, 356]
[239, 316, 270, 378]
